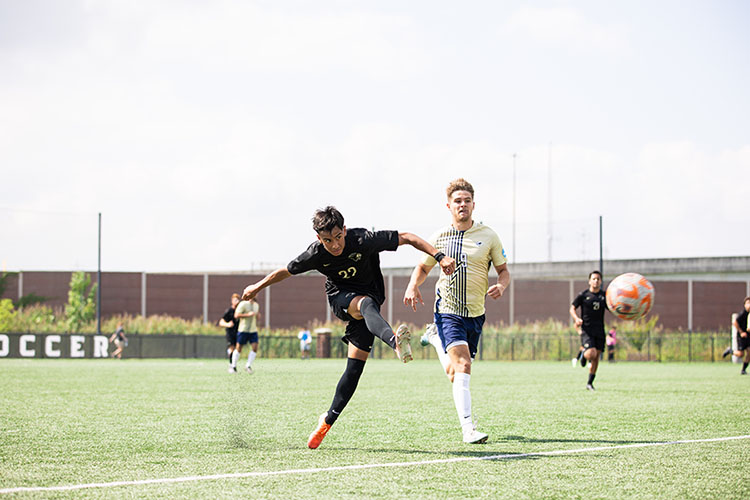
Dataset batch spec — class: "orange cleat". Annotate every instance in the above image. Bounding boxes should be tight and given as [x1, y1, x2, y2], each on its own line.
[307, 413, 332, 449]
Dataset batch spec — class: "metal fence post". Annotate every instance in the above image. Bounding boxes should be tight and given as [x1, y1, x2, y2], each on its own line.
[658, 335, 662, 362]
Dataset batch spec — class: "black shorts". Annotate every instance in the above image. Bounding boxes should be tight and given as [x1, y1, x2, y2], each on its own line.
[225, 330, 237, 347]
[341, 320, 375, 352]
[328, 290, 362, 322]
[328, 290, 379, 353]
[737, 332, 750, 351]
[581, 332, 606, 352]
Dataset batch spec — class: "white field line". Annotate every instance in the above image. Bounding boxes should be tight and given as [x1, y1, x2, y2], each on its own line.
[2, 434, 749, 495]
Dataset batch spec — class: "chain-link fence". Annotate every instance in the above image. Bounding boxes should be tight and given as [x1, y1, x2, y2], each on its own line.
[256, 331, 732, 362]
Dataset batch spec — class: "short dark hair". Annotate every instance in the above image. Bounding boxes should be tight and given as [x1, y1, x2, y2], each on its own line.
[589, 270, 602, 279]
[312, 206, 344, 233]
[744, 296, 750, 304]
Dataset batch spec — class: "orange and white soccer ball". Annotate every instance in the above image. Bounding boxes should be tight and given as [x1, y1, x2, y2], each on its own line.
[605, 273, 655, 320]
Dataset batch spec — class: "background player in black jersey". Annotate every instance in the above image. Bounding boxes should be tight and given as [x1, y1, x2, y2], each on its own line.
[218, 293, 240, 373]
[569, 270, 609, 390]
[722, 296, 750, 374]
[241, 206, 455, 448]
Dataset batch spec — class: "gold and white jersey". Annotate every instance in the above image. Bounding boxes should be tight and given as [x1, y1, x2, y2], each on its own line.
[236, 300, 259, 333]
[422, 222, 507, 317]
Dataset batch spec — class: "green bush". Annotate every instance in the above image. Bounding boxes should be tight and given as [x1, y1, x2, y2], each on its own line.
[2, 304, 61, 333]
[0, 299, 16, 332]
[65, 272, 98, 332]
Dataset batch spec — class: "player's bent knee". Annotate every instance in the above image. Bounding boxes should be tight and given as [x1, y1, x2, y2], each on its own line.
[348, 295, 370, 320]
[453, 359, 471, 374]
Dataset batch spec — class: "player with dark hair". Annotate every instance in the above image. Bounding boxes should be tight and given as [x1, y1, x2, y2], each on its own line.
[218, 293, 240, 373]
[404, 178, 510, 444]
[570, 270, 609, 390]
[242, 206, 455, 448]
[109, 322, 128, 359]
[722, 296, 750, 375]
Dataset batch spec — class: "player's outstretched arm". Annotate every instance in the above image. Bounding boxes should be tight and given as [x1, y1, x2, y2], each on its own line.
[397, 232, 455, 275]
[242, 268, 292, 301]
[487, 263, 511, 299]
[404, 262, 433, 312]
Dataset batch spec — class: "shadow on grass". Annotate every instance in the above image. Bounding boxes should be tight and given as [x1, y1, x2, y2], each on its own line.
[322, 447, 525, 458]
[501, 435, 654, 445]
[328, 435, 656, 459]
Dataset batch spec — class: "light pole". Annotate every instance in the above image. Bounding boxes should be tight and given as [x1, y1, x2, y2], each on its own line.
[512, 153, 516, 264]
[547, 143, 552, 262]
[599, 215, 603, 277]
[96, 212, 101, 335]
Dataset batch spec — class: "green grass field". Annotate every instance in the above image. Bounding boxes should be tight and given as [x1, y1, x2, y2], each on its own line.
[1, 358, 749, 499]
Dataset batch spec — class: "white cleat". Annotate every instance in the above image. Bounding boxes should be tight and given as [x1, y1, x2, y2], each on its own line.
[395, 324, 413, 363]
[228, 366, 237, 373]
[571, 357, 578, 367]
[463, 428, 489, 444]
[421, 323, 438, 347]
[245, 365, 254, 374]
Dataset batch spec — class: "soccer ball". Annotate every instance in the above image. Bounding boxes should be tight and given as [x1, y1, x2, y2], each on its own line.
[605, 273, 655, 320]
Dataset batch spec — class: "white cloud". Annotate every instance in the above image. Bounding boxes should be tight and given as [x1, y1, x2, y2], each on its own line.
[501, 6, 631, 55]
[1, 1, 748, 272]
[77, 1, 432, 79]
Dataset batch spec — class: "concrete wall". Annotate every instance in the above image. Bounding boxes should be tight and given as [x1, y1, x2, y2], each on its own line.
[3, 258, 749, 331]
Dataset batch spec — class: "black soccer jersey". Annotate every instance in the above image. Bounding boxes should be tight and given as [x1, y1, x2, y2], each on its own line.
[287, 228, 399, 305]
[737, 309, 749, 333]
[572, 289, 607, 336]
[222, 307, 238, 335]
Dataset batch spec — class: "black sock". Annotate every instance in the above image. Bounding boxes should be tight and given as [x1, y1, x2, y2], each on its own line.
[359, 297, 396, 349]
[743, 362, 748, 372]
[587, 373, 596, 385]
[325, 357, 366, 425]
[577, 350, 584, 361]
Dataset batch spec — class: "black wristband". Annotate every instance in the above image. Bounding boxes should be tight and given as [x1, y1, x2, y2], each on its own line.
[433, 251, 445, 263]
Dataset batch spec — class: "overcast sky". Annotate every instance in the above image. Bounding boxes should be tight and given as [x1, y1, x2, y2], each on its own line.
[1, 0, 748, 273]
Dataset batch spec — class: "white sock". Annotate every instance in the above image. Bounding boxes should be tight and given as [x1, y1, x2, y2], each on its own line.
[429, 332, 451, 375]
[452, 372, 473, 433]
[231, 350, 239, 368]
[246, 350, 257, 367]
